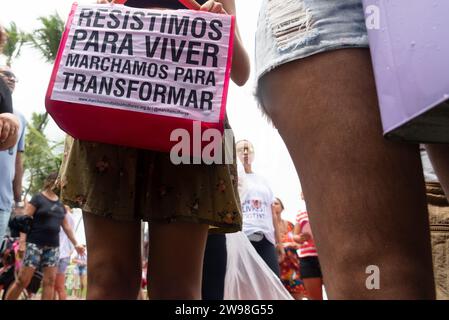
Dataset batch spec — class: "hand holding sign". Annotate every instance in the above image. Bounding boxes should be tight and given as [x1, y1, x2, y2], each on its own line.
[200, 0, 227, 14]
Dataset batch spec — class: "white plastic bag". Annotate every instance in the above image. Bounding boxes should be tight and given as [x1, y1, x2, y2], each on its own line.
[223, 231, 293, 300]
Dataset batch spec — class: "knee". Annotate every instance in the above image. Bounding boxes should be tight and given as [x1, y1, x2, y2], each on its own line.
[150, 285, 200, 300]
[16, 275, 31, 289]
[42, 275, 56, 288]
[88, 262, 139, 299]
[54, 279, 64, 291]
[150, 278, 201, 300]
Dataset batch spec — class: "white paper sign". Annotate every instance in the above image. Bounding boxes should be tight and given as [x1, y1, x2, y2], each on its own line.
[51, 4, 233, 123]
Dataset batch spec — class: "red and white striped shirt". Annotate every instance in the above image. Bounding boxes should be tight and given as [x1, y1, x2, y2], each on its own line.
[296, 211, 318, 258]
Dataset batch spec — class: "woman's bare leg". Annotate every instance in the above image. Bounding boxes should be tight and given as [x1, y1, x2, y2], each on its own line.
[41, 267, 57, 300]
[258, 48, 435, 299]
[54, 273, 67, 300]
[148, 222, 209, 299]
[83, 212, 141, 299]
[303, 278, 323, 300]
[5, 266, 35, 300]
[291, 292, 304, 300]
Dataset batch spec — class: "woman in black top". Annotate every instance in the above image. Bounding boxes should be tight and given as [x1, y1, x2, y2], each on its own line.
[5, 173, 84, 300]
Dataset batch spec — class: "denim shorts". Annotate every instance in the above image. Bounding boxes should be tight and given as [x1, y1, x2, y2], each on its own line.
[57, 257, 71, 274]
[76, 265, 87, 276]
[23, 242, 60, 268]
[255, 0, 369, 82]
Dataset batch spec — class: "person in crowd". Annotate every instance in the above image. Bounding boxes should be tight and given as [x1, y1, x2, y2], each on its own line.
[53, 205, 76, 300]
[0, 63, 20, 150]
[5, 173, 85, 300]
[293, 193, 323, 300]
[72, 249, 87, 299]
[236, 139, 284, 276]
[57, 0, 250, 299]
[254, 0, 447, 298]
[0, 66, 26, 242]
[273, 197, 305, 300]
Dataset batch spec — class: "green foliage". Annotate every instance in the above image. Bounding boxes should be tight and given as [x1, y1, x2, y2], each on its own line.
[30, 13, 64, 63]
[23, 113, 63, 197]
[3, 22, 30, 66]
[8, 13, 66, 196]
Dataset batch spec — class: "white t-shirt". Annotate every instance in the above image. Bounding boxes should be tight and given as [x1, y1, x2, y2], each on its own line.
[59, 212, 75, 259]
[238, 172, 276, 245]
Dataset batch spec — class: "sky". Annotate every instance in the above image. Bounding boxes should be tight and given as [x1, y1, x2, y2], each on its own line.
[1, 0, 305, 224]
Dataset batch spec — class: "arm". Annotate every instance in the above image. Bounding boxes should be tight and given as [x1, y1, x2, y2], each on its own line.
[200, 0, 251, 86]
[292, 222, 311, 244]
[13, 151, 24, 205]
[271, 207, 285, 261]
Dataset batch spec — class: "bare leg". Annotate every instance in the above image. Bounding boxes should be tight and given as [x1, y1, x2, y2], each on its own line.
[41, 267, 57, 300]
[5, 266, 35, 300]
[79, 274, 87, 299]
[303, 278, 323, 300]
[258, 48, 435, 299]
[291, 292, 304, 300]
[54, 273, 67, 300]
[426, 144, 449, 198]
[72, 274, 80, 298]
[148, 222, 209, 299]
[83, 212, 141, 299]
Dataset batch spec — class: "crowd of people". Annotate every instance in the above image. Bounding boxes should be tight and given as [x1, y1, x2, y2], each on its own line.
[1, 0, 449, 300]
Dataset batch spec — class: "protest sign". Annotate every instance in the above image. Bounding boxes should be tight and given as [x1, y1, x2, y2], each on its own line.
[46, 3, 234, 152]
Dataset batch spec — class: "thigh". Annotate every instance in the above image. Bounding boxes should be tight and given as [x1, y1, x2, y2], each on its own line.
[16, 266, 36, 286]
[302, 277, 323, 300]
[42, 266, 57, 283]
[259, 48, 434, 298]
[148, 222, 209, 299]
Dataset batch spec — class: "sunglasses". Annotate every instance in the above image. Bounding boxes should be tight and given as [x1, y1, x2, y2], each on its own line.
[0, 71, 18, 82]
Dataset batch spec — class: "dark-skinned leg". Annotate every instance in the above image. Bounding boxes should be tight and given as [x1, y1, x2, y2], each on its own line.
[258, 48, 435, 299]
[83, 212, 141, 299]
[148, 222, 209, 300]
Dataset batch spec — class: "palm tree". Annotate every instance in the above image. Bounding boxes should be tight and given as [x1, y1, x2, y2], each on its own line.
[30, 13, 65, 63]
[2, 22, 29, 66]
[22, 13, 65, 196]
[28, 13, 65, 132]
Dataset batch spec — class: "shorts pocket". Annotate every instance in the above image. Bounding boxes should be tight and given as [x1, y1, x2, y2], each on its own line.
[266, 0, 318, 52]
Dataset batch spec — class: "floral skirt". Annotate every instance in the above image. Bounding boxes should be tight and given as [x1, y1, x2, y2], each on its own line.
[57, 124, 242, 234]
[280, 247, 306, 295]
